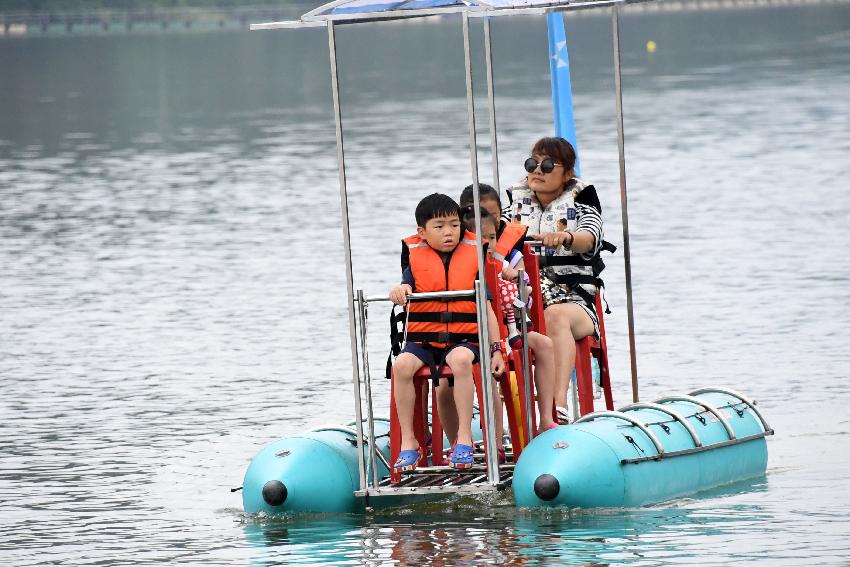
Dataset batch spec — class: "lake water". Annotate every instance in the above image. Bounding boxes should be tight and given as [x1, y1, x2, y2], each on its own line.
[2, 4, 850, 565]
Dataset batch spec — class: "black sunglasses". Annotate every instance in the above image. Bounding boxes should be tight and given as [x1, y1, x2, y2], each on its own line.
[524, 157, 562, 174]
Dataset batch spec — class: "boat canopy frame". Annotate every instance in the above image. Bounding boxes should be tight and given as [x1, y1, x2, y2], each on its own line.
[251, 0, 645, 498]
[251, 0, 655, 28]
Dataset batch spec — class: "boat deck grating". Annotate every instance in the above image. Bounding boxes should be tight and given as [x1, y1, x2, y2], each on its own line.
[354, 465, 513, 498]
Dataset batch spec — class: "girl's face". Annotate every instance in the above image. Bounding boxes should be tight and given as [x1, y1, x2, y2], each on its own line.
[482, 219, 498, 256]
[481, 197, 501, 220]
[526, 153, 573, 199]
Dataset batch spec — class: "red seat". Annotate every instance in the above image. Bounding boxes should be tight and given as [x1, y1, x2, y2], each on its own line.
[389, 358, 492, 483]
[574, 292, 614, 417]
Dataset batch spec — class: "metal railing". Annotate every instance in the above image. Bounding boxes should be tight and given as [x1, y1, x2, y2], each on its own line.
[351, 284, 505, 493]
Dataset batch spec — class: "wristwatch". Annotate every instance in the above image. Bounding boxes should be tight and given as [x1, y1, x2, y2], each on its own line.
[489, 342, 502, 356]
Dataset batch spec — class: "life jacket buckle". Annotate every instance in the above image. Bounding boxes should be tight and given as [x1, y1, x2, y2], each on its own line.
[439, 312, 453, 323]
[436, 331, 451, 344]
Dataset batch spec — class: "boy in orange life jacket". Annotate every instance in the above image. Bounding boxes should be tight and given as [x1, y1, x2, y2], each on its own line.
[389, 193, 505, 471]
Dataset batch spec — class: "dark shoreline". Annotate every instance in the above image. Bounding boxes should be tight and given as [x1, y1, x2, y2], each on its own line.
[2, 0, 848, 37]
[0, 2, 313, 36]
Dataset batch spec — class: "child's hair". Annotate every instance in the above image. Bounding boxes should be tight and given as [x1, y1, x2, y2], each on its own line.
[459, 183, 501, 210]
[531, 136, 577, 173]
[463, 208, 497, 234]
[415, 193, 461, 227]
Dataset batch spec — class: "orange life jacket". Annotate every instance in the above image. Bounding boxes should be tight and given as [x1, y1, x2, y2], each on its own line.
[492, 221, 528, 264]
[404, 231, 481, 347]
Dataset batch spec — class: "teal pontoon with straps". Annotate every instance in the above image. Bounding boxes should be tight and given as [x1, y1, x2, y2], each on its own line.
[240, 0, 774, 514]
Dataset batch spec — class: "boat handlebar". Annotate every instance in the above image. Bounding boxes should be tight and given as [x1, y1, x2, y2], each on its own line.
[363, 289, 476, 303]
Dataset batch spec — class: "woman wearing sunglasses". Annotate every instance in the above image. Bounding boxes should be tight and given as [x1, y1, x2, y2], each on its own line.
[509, 136, 605, 423]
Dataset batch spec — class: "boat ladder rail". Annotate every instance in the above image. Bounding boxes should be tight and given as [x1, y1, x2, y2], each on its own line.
[618, 402, 702, 447]
[688, 386, 774, 434]
[351, 284, 509, 498]
[577, 390, 777, 465]
[574, 411, 666, 456]
[654, 394, 736, 440]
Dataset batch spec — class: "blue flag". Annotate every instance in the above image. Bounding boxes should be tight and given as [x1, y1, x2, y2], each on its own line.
[546, 12, 580, 176]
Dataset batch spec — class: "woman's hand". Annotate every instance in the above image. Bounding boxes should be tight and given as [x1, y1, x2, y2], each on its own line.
[389, 284, 412, 305]
[490, 349, 505, 377]
[532, 231, 573, 249]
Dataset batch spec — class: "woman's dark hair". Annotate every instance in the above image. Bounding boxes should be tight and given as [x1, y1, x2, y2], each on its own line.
[531, 136, 577, 173]
[459, 183, 501, 210]
[463, 209, 497, 234]
[415, 193, 461, 227]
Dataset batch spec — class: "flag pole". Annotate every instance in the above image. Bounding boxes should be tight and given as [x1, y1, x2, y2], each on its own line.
[546, 12, 580, 176]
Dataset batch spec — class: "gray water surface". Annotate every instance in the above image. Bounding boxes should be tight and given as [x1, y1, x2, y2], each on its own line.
[2, 6, 850, 565]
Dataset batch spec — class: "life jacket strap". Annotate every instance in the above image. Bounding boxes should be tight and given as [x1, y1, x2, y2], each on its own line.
[549, 273, 605, 310]
[405, 331, 480, 345]
[601, 239, 617, 254]
[420, 344, 453, 388]
[538, 255, 592, 267]
[385, 306, 407, 380]
[406, 311, 479, 324]
[537, 238, 613, 264]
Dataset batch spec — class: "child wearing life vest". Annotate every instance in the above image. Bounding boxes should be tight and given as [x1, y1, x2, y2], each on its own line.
[389, 193, 505, 472]
[459, 183, 527, 282]
[463, 209, 559, 434]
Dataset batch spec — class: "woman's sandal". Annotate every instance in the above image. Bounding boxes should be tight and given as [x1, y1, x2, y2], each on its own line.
[556, 406, 571, 425]
[449, 443, 475, 469]
[394, 448, 421, 472]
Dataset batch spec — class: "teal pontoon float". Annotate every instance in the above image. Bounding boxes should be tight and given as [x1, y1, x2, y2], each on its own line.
[244, 0, 774, 514]
[242, 388, 773, 513]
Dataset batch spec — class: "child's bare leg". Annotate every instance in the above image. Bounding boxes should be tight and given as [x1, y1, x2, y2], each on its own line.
[392, 353, 425, 451]
[435, 380, 458, 447]
[445, 346, 476, 447]
[528, 331, 556, 429]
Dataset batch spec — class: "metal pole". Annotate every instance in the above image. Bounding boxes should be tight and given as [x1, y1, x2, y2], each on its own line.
[569, 372, 579, 422]
[474, 278, 499, 482]
[356, 289, 380, 489]
[463, 12, 499, 485]
[483, 18, 501, 195]
[328, 21, 367, 489]
[611, 5, 639, 403]
[517, 269, 534, 440]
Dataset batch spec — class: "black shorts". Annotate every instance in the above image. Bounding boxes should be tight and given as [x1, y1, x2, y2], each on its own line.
[401, 341, 480, 369]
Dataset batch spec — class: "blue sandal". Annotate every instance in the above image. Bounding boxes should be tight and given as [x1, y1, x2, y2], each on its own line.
[449, 443, 475, 469]
[394, 449, 420, 472]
